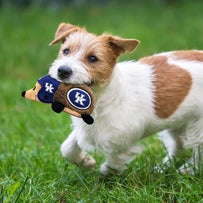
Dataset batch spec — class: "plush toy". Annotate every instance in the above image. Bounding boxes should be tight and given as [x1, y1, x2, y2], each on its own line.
[21, 75, 95, 124]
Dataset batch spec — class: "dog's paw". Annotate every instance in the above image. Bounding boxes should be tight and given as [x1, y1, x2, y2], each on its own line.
[153, 156, 173, 173]
[178, 160, 196, 175]
[153, 162, 171, 173]
[80, 153, 96, 170]
[100, 163, 120, 176]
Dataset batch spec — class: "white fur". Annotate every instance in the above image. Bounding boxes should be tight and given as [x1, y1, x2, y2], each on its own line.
[51, 51, 203, 175]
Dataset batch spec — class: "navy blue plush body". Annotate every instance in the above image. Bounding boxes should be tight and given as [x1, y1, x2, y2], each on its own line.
[37, 75, 60, 103]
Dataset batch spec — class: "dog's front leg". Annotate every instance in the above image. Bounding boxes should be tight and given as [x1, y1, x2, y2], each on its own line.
[60, 130, 96, 170]
[100, 146, 139, 175]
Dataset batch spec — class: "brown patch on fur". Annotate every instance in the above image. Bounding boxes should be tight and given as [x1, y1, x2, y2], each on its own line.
[49, 23, 85, 45]
[83, 35, 120, 86]
[102, 34, 140, 56]
[173, 50, 203, 62]
[139, 55, 192, 118]
[84, 35, 139, 86]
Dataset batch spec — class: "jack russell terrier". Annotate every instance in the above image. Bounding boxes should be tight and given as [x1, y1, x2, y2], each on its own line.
[48, 23, 203, 175]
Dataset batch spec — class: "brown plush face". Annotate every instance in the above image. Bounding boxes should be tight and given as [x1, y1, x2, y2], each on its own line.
[52, 83, 95, 118]
[48, 23, 139, 87]
[23, 82, 41, 102]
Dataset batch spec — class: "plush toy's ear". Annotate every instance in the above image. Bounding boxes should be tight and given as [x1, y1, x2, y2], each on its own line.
[102, 34, 140, 56]
[49, 23, 84, 45]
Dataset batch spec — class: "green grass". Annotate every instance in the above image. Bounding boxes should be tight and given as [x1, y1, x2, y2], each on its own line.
[0, 1, 203, 202]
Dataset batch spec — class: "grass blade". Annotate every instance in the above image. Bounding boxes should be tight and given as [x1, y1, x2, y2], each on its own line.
[69, 164, 89, 192]
[14, 176, 29, 203]
[0, 186, 4, 203]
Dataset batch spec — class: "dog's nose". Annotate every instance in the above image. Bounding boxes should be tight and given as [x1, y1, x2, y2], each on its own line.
[58, 66, 73, 79]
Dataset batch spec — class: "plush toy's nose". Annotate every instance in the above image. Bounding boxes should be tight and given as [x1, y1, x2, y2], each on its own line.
[21, 91, 26, 97]
[58, 66, 72, 79]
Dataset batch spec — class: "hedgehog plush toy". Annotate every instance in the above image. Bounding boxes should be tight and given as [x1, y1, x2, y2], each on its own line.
[22, 75, 95, 124]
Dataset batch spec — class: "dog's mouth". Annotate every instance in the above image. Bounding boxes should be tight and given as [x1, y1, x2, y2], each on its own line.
[51, 75, 93, 87]
[85, 81, 93, 87]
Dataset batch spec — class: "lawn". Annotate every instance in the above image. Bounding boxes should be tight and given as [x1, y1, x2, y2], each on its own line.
[0, 1, 203, 202]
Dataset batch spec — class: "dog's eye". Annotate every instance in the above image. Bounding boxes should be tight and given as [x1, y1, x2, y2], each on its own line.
[63, 48, 70, 56]
[88, 55, 98, 63]
[33, 86, 36, 90]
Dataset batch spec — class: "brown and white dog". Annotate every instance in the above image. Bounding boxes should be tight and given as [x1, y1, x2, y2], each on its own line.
[48, 23, 203, 175]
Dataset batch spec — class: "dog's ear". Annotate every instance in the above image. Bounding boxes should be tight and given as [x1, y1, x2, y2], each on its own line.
[49, 23, 83, 45]
[104, 35, 140, 56]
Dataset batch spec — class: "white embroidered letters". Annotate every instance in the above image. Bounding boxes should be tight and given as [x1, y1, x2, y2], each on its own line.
[75, 92, 86, 106]
[45, 83, 54, 93]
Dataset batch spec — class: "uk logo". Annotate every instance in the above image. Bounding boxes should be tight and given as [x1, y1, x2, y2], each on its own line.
[67, 88, 91, 110]
[75, 92, 86, 106]
[45, 83, 54, 93]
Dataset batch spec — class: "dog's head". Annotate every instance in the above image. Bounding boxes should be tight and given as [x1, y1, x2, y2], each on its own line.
[48, 23, 139, 86]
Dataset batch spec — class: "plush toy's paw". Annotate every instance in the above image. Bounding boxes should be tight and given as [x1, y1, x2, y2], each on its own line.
[81, 114, 94, 125]
[52, 102, 65, 113]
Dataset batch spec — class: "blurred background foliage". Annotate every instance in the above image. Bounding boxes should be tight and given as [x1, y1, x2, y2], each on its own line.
[1, 0, 203, 81]
[0, 0, 191, 8]
[1, 0, 203, 115]
[1, 0, 203, 131]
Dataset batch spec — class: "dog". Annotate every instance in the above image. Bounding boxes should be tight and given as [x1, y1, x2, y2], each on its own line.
[48, 23, 203, 175]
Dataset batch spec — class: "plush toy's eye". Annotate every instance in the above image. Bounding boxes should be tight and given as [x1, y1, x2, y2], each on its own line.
[63, 48, 70, 56]
[43, 95, 49, 101]
[33, 86, 36, 90]
[88, 55, 98, 63]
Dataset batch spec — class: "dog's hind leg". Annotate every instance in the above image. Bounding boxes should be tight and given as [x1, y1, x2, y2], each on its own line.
[61, 130, 96, 170]
[178, 118, 203, 174]
[155, 126, 186, 172]
[179, 145, 203, 175]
